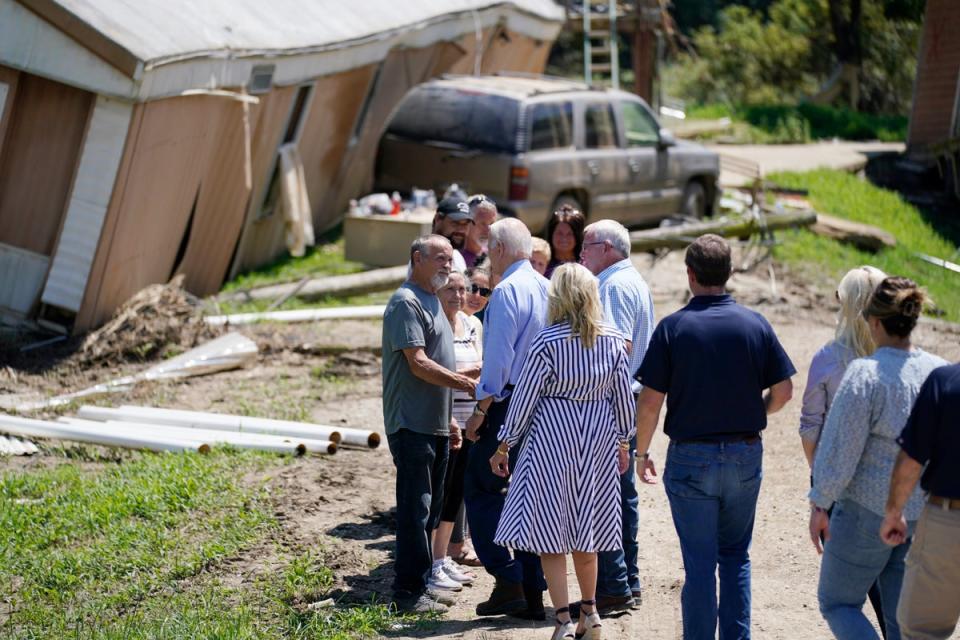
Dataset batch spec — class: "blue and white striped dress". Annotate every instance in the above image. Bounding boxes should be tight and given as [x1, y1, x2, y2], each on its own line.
[493, 322, 637, 554]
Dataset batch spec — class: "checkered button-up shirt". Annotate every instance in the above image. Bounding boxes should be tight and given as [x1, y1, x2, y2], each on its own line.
[597, 258, 655, 393]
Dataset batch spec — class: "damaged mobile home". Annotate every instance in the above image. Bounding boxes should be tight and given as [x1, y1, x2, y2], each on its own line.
[0, 0, 563, 332]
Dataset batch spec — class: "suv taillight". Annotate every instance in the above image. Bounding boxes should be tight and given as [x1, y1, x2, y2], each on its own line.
[509, 165, 529, 201]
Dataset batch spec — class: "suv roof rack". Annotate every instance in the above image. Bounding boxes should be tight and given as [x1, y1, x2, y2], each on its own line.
[438, 72, 602, 97]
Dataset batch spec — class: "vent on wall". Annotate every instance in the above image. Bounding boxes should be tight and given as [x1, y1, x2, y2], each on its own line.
[248, 65, 275, 95]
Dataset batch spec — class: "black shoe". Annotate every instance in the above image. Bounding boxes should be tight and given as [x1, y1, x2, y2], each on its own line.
[509, 584, 546, 620]
[595, 593, 636, 614]
[476, 577, 526, 616]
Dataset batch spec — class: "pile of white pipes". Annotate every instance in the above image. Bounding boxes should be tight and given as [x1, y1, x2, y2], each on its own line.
[0, 406, 380, 457]
[77, 405, 380, 449]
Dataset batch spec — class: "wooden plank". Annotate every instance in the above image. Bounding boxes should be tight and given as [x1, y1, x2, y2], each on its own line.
[629, 210, 817, 252]
[810, 213, 896, 252]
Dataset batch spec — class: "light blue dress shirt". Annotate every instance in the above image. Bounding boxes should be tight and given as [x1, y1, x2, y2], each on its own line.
[476, 259, 550, 402]
[597, 258, 655, 393]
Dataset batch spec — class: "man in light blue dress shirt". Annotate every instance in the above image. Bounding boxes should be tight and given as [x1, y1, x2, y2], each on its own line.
[581, 219, 655, 612]
[464, 218, 549, 619]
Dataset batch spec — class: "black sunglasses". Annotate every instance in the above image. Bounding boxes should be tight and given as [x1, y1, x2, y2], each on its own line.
[470, 284, 492, 298]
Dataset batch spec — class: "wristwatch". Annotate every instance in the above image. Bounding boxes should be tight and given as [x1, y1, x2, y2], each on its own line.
[635, 451, 650, 460]
[472, 405, 487, 417]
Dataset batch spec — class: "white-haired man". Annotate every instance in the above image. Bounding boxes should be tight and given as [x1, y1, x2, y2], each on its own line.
[580, 219, 654, 613]
[464, 217, 548, 619]
[382, 234, 478, 613]
[462, 194, 499, 268]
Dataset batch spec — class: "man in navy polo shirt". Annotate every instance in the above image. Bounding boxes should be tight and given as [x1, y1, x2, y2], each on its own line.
[633, 234, 795, 639]
[881, 363, 960, 639]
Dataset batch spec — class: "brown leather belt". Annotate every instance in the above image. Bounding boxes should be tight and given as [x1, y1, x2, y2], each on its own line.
[929, 495, 960, 510]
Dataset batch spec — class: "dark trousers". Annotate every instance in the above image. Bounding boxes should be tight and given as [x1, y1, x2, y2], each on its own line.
[387, 428, 449, 596]
[464, 397, 545, 590]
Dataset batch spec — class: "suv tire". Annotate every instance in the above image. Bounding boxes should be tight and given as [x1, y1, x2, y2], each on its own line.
[680, 181, 707, 219]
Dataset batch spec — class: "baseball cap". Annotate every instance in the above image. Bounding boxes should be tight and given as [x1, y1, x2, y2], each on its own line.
[436, 197, 473, 222]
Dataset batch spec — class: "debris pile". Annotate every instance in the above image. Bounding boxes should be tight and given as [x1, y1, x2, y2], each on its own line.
[79, 275, 220, 366]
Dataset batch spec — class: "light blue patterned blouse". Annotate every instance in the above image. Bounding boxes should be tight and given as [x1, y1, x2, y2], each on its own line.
[809, 346, 948, 519]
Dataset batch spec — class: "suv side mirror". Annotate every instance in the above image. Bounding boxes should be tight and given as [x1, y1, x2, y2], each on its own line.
[658, 128, 677, 150]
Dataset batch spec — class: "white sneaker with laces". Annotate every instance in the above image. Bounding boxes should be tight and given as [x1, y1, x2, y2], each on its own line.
[440, 556, 475, 584]
[427, 561, 463, 592]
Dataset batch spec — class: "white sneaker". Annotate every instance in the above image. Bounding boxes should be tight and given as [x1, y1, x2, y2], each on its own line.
[440, 556, 475, 584]
[427, 561, 463, 592]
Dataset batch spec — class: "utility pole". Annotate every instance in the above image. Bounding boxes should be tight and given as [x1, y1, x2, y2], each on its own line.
[632, 0, 661, 104]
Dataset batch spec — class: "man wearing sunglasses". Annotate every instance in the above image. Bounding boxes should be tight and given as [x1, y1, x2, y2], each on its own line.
[579, 220, 655, 614]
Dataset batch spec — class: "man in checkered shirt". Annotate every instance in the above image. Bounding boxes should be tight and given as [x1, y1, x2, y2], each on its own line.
[580, 219, 656, 613]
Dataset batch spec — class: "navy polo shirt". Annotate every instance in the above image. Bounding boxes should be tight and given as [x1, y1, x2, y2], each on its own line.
[898, 363, 960, 499]
[636, 294, 796, 442]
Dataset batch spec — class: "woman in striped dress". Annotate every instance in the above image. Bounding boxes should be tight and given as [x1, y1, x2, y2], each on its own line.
[489, 263, 636, 640]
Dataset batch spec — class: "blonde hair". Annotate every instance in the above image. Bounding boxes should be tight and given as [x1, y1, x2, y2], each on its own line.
[531, 237, 551, 259]
[835, 265, 887, 359]
[548, 263, 604, 348]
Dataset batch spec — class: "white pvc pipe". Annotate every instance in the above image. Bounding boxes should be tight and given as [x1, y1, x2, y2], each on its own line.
[0, 414, 210, 454]
[61, 418, 334, 455]
[204, 305, 386, 326]
[79, 405, 345, 444]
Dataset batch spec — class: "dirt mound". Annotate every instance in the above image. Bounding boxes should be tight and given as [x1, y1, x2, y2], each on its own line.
[78, 275, 221, 367]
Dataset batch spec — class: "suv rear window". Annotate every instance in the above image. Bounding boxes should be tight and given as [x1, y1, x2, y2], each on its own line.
[528, 102, 573, 150]
[385, 86, 520, 153]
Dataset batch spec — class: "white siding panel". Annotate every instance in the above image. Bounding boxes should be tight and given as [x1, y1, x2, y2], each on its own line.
[41, 96, 133, 313]
[0, 0, 136, 99]
[0, 244, 49, 315]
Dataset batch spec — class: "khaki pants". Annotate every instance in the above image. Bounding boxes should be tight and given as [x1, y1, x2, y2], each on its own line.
[898, 503, 960, 639]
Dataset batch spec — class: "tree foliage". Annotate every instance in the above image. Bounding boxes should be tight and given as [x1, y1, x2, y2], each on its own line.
[668, 0, 922, 115]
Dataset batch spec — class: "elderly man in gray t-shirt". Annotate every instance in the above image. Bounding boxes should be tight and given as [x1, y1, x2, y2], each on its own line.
[382, 234, 476, 613]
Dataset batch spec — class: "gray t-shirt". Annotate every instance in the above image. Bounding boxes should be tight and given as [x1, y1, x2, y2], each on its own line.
[381, 282, 456, 436]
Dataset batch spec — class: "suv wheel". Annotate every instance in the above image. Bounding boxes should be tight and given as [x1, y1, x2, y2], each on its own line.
[680, 181, 707, 219]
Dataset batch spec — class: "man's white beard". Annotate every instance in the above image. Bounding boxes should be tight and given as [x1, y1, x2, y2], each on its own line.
[431, 273, 450, 291]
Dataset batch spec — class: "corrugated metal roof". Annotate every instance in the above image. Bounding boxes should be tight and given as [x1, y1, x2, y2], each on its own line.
[50, 0, 565, 66]
[0, 434, 38, 455]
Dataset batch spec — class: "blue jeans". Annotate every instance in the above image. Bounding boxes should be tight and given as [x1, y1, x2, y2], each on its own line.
[597, 434, 641, 597]
[463, 397, 545, 590]
[387, 428, 449, 596]
[664, 439, 763, 640]
[818, 499, 916, 640]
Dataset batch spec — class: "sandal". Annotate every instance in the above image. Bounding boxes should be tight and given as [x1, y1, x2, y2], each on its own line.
[551, 606, 576, 640]
[575, 599, 602, 640]
[451, 548, 482, 568]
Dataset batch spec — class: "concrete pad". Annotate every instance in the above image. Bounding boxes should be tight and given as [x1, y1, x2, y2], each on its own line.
[707, 141, 905, 187]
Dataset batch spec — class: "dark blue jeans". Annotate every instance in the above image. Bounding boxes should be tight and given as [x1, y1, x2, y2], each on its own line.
[664, 439, 763, 640]
[463, 397, 545, 590]
[387, 428, 449, 596]
[597, 434, 641, 597]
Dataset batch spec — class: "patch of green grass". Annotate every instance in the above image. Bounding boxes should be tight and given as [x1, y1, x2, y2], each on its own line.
[769, 169, 960, 321]
[222, 238, 366, 294]
[0, 450, 275, 638]
[0, 450, 429, 639]
[683, 102, 907, 143]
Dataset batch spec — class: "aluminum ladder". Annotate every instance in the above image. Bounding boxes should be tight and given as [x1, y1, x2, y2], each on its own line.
[583, 0, 619, 89]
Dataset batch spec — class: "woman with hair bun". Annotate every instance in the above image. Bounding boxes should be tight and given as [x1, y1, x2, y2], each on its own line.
[808, 277, 948, 640]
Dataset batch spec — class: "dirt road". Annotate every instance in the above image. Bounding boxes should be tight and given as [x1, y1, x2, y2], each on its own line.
[267, 251, 960, 640]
